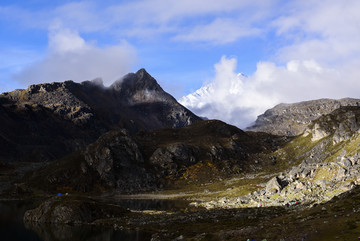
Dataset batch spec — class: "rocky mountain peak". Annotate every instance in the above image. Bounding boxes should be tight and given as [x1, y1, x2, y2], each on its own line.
[0, 69, 201, 163]
[111, 68, 177, 105]
[111, 68, 161, 93]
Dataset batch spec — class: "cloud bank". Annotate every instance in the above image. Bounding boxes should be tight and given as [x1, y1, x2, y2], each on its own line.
[14, 27, 137, 86]
[180, 56, 360, 129]
[179, 0, 360, 128]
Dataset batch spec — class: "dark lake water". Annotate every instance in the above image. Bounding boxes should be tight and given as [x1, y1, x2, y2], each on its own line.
[0, 198, 189, 241]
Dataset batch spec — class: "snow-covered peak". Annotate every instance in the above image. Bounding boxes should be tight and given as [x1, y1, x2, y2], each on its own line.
[179, 72, 247, 109]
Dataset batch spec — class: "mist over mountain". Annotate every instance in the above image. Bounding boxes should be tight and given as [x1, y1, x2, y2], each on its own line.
[179, 56, 360, 130]
[178, 58, 256, 128]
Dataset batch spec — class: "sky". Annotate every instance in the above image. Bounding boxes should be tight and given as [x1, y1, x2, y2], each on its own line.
[1, 0, 360, 128]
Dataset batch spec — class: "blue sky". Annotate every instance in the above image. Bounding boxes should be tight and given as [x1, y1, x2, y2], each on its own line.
[1, 0, 360, 127]
[0, 0, 281, 95]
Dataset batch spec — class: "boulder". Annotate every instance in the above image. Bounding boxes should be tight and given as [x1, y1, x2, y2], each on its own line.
[265, 177, 282, 194]
[311, 123, 329, 141]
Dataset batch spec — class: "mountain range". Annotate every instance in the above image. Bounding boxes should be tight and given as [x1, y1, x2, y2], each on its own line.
[2, 69, 360, 240]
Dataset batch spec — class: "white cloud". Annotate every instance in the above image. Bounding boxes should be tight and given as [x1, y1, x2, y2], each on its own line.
[1, 0, 276, 45]
[273, 0, 360, 64]
[180, 0, 360, 128]
[107, 0, 274, 43]
[173, 18, 261, 44]
[179, 56, 360, 128]
[109, 0, 273, 24]
[13, 27, 137, 86]
[48, 27, 87, 53]
[52, 2, 107, 32]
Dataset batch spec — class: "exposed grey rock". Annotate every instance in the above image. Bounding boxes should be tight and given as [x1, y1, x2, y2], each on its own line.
[190, 106, 360, 210]
[339, 158, 352, 168]
[265, 177, 282, 194]
[311, 123, 330, 141]
[83, 130, 157, 192]
[247, 98, 360, 136]
[149, 144, 198, 178]
[335, 167, 347, 181]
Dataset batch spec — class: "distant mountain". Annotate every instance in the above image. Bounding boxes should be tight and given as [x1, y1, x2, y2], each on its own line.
[0, 69, 201, 163]
[178, 73, 247, 119]
[247, 98, 360, 136]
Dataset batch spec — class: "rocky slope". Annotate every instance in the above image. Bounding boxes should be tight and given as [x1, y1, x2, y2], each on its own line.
[22, 120, 288, 194]
[0, 69, 200, 163]
[247, 98, 360, 136]
[196, 106, 360, 209]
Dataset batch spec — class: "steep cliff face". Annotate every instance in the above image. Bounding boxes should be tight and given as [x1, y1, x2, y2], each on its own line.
[247, 98, 360, 136]
[0, 69, 200, 163]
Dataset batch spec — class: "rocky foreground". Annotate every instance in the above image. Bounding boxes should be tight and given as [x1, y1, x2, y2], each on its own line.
[22, 185, 360, 241]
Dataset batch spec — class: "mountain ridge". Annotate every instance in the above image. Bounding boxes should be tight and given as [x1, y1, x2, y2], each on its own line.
[247, 97, 360, 136]
[0, 69, 201, 163]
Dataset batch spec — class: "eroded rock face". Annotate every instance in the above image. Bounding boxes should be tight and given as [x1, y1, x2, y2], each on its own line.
[247, 98, 360, 136]
[83, 130, 157, 192]
[149, 144, 199, 178]
[304, 106, 360, 144]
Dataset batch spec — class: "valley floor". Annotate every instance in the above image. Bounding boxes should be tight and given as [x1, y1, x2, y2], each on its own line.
[92, 175, 360, 241]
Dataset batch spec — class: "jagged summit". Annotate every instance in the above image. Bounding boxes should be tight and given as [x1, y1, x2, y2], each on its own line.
[111, 68, 160, 92]
[110, 68, 178, 105]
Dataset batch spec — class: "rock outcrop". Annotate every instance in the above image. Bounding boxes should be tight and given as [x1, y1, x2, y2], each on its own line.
[247, 98, 360, 136]
[23, 195, 128, 224]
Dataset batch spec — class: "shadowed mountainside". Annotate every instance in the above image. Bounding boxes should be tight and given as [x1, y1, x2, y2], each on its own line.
[23, 120, 288, 194]
[0, 69, 200, 163]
